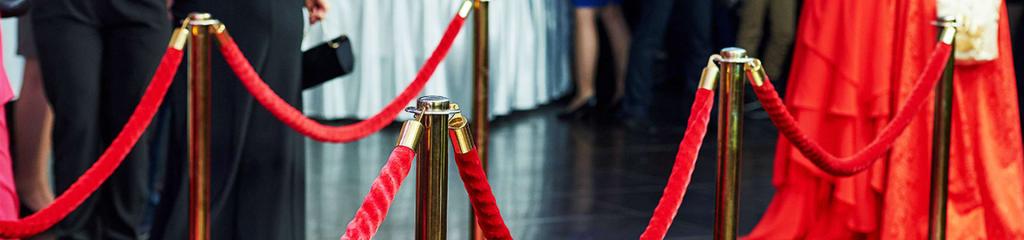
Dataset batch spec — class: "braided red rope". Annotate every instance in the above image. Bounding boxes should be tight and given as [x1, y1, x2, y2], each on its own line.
[340, 146, 416, 240]
[218, 14, 467, 143]
[639, 88, 715, 240]
[454, 148, 513, 240]
[0, 48, 182, 238]
[750, 42, 952, 176]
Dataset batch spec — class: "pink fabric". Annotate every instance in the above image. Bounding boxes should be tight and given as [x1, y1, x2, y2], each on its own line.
[0, 23, 18, 225]
[0, 109, 15, 223]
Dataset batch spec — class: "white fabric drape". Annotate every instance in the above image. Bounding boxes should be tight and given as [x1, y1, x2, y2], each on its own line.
[3, 19, 24, 99]
[301, 0, 572, 120]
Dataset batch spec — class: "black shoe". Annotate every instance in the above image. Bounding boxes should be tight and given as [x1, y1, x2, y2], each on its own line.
[558, 97, 597, 120]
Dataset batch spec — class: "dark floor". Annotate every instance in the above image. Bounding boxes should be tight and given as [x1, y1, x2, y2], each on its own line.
[305, 101, 780, 239]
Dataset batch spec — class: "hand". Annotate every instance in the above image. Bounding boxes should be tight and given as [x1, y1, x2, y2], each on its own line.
[306, 0, 329, 24]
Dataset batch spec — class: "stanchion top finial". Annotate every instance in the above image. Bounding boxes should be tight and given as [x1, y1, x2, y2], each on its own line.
[418, 96, 451, 112]
[187, 12, 219, 26]
[189, 12, 211, 20]
[718, 47, 753, 63]
[720, 47, 746, 59]
[406, 95, 461, 115]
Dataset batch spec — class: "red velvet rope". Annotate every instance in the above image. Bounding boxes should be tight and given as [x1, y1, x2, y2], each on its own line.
[453, 148, 513, 240]
[750, 42, 952, 176]
[218, 14, 467, 143]
[639, 88, 715, 240]
[340, 146, 416, 240]
[0, 48, 182, 238]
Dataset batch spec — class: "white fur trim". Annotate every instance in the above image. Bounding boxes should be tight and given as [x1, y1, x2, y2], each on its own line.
[937, 0, 1000, 64]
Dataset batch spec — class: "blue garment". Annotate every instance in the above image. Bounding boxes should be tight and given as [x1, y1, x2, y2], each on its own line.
[572, 0, 622, 7]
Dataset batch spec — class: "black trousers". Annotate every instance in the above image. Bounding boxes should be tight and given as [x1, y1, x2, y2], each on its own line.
[151, 0, 306, 239]
[622, 0, 676, 120]
[31, 0, 170, 239]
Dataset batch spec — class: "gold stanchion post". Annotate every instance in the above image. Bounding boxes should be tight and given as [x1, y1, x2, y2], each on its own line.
[715, 48, 748, 240]
[929, 16, 957, 240]
[410, 96, 455, 240]
[187, 12, 218, 240]
[470, 0, 490, 239]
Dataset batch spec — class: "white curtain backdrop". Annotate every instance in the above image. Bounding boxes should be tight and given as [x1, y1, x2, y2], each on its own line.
[301, 0, 572, 120]
[3, 19, 25, 99]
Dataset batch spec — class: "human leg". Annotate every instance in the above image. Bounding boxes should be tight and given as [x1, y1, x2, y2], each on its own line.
[566, 7, 600, 113]
[12, 57, 54, 214]
[599, 4, 631, 104]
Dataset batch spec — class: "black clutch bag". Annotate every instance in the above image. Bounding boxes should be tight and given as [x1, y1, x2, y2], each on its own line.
[0, 0, 30, 18]
[302, 35, 355, 90]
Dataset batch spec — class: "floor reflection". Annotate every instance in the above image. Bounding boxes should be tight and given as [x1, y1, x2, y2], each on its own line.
[305, 105, 778, 239]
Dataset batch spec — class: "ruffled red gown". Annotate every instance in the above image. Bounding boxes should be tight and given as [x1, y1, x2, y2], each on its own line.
[745, 0, 1024, 239]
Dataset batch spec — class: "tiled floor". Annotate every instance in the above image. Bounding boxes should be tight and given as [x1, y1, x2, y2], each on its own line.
[305, 104, 780, 239]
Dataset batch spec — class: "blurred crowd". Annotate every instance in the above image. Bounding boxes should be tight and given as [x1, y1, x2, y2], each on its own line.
[559, 0, 798, 131]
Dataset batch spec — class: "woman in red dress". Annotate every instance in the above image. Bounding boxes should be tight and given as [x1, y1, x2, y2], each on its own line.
[746, 0, 1024, 239]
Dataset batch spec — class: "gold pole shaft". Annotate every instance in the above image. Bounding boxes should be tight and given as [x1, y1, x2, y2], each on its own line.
[415, 96, 451, 240]
[929, 16, 957, 240]
[470, 0, 489, 239]
[714, 48, 747, 240]
[187, 13, 218, 240]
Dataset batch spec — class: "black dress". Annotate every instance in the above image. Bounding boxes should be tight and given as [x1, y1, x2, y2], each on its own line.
[151, 0, 305, 239]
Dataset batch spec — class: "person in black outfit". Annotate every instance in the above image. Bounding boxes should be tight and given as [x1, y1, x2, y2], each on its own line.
[150, 0, 325, 239]
[620, 0, 714, 129]
[619, 0, 675, 127]
[31, 0, 170, 238]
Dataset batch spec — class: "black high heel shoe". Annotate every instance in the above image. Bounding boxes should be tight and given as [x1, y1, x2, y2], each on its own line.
[558, 97, 597, 120]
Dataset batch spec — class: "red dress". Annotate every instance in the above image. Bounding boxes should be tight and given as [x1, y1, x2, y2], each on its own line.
[745, 0, 1024, 239]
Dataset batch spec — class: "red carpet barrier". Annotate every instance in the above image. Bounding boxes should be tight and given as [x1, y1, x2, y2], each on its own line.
[341, 146, 417, 240]
[748, 41, 952, 176]
[217, 13, 467, 143]
[0, 47, 183, 238]
[453, 148, 513, 240]
[640, 88, 715, 240]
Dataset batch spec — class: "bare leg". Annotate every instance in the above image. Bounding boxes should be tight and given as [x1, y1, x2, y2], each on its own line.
[601, 5, 631, 104]
[14, 57, 55, 212]
[568, 7, 600, 111]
